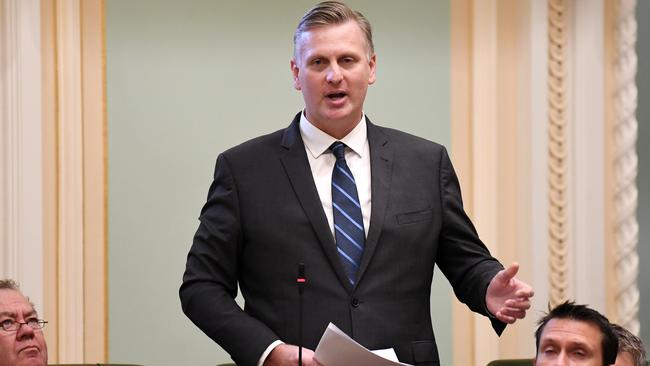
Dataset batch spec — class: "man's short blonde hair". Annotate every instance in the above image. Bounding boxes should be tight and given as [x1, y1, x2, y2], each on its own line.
[293, 1, 374, 59]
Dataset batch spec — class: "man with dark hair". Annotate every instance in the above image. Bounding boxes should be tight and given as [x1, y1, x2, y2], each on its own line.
[0, 279, 48, 366]
[180, 2, 534, 365]
[534, 301, 618, 366]
[612, 323, 647, 366]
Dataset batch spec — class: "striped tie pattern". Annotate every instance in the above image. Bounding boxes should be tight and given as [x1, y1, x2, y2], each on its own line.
[330, 141, 365, 285]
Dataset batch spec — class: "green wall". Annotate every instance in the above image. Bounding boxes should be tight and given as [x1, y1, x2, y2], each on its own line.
[106, 1, 451, 365]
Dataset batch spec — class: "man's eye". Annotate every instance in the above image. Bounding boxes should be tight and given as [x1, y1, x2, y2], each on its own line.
[26, 317, 39, 326]
[0, 319, 15, 329]
[542, 347, 557, 355]
[312, 59, 322, 65]
[572, 350, 586, 357]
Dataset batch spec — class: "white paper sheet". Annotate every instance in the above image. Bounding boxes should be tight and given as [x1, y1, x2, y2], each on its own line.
[314, 323, 413, 366]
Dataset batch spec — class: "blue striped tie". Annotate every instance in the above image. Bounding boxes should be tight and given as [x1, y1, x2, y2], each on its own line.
[330, 141, 365, 285]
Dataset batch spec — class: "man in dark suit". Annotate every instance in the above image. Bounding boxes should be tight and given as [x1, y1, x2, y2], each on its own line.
[180, 2, 534, 365]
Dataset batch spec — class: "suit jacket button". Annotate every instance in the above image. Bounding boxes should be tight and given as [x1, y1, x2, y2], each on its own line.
[351, 298, 360, 308]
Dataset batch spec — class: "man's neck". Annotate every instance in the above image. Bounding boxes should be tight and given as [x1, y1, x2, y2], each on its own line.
[304, 113, 363, 140]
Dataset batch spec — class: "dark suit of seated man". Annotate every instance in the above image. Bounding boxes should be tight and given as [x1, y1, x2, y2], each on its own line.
[180, 1, 535, 365]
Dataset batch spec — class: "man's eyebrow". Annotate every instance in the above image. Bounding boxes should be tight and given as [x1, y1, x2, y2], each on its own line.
[0, 311, 16, 317]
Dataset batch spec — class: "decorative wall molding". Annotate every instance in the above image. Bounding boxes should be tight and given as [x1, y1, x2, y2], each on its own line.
[547, 0, 570, 308]
[40, 0, 107, 362]
[451, 0, 537, 362]
[613, 0, 640, 335]
[470, 0, 499, 364]
[451, 0, 634, 363]
[0, 0, 45, 314]
[54, 0, 86, 361]
[572, 0, 607, 311]
[80, 0, 108, 360]
[530, 0, 551, 329]
[450, 1, 475, 364]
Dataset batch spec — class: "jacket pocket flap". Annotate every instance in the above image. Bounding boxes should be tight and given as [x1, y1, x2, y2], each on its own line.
[396, 209, 433, 225]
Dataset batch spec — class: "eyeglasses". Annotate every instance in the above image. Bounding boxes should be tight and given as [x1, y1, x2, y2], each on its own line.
[0, 318, 48, 332]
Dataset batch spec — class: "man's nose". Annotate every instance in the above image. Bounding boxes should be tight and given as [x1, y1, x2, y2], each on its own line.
[16, 322, 36, 341]
[554, 352, 569, 366]
[326, 64, 343, 83]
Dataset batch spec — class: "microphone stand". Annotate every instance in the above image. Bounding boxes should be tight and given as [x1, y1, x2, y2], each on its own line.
[297, 263, 306, 366]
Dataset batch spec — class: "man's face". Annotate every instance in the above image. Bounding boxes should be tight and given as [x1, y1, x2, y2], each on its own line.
[535, 318, 605, 366]
[0, 289, 48, 366]
[291, 20, 376, 137]
[614, 351, 634, 366]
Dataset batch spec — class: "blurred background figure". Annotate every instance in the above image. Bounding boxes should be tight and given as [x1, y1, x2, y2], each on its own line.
[612, 323, 647, 366]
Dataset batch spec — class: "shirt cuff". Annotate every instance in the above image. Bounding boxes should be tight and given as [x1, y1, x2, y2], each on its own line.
[257, 340, 284, 366]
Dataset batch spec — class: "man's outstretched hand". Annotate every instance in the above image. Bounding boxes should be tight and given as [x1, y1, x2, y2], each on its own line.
[486, 262, 534, 324]
[264, 344, 323, 366]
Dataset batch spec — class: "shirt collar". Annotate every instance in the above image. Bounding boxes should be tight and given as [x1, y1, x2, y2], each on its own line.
[299, 112, 368, 159]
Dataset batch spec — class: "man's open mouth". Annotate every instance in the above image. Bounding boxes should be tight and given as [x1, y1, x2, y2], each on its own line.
[327, 92, 347, 100]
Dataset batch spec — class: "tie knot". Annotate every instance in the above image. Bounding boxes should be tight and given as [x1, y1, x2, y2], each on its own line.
[330, 141, 347, 160]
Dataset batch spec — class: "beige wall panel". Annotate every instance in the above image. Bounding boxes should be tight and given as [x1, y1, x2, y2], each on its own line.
[450, 0, 475, 364]
[603, 0, 619, 322]
[471, 0, 500, 363]
[41, 0, 60, 361]
[80, 0, 107, 361]
[40, 0, 108, 361]
[55, 0, 85, 361]
[572, 0, 606, 312]
[496, 0, 535, 357]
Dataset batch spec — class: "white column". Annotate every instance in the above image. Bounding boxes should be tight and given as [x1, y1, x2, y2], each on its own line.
[530, 0, 551, 318]
[0, 0, 44, 314]
[571, 0, 606, 311]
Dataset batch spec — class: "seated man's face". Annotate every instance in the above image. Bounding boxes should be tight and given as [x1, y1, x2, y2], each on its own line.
[614, 351, 634, 366]
[0, 289, 48, 366]
[535, 318, 604, 366]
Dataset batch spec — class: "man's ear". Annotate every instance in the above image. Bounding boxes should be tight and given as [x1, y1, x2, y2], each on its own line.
[290, 58, 301, 90]
[368, 53, 377, 85]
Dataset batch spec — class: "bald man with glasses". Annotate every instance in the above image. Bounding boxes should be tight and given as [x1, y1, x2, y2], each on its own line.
[0, 279, 48, 366]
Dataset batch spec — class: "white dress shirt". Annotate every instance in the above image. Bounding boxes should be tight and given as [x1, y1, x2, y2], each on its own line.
[298, 112, 372, 237]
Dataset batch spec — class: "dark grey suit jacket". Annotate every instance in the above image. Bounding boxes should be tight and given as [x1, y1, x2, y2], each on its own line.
[180, 113, 505, 366]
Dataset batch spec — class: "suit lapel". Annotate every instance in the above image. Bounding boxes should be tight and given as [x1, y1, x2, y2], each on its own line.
[279, 115, 353, 291]
[356, 120, 392, 286]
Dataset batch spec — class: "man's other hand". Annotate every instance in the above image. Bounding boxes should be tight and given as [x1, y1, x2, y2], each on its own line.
[486, 262, 534, 324]
[264, 344, 323, 366]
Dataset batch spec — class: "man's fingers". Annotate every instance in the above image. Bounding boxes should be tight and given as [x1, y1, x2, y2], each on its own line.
[496, 262, 520, 283]
[514, 286, 535, 298]
[504, 298, 531, 310]
[496, 311, 516, 324]
[499, 306, 527, 319]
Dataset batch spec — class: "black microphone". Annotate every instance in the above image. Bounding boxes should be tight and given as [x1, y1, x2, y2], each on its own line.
[297, 263, 306, 366]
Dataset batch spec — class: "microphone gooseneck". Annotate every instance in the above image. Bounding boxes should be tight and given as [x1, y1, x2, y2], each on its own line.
[297, 263, 306, 366]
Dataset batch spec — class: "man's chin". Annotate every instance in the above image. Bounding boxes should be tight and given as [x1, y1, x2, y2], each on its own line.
[17, 353, 46, 366]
